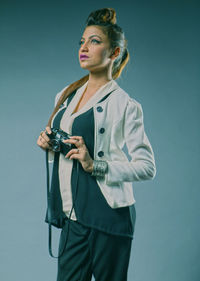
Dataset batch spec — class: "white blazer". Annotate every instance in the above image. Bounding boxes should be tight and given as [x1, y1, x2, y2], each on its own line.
[50, 79, 156, 210]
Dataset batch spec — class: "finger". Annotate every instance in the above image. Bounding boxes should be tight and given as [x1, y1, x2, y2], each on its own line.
[63, 139, 77, 144]
[65, 148, 79, 159]
[63, 139, 86, 149]
[39, 135, 51, 147]
[45, 126, 52, 134]
[69, 154, 80, 160]
[41, 143, 51, 149]
[39, 136, 48, 145]
[63, 139, 80, 147]
[69, 136, 85, 144]
[37, 138, 42, 146]
[41, 132, 50, 142]
[37, 138, 51, 150]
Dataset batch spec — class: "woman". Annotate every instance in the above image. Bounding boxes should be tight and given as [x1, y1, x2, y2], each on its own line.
[37, 7, 156, 281]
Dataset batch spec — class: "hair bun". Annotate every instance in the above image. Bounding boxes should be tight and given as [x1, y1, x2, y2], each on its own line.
[101, 8, 116, 24]
[86, 8, 117, 26]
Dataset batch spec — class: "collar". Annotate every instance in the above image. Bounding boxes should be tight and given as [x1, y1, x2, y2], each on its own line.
[68, 79, 119, 117]
[60, 79, 119, 134]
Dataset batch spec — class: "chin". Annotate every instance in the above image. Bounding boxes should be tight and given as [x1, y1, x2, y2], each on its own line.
[79, 61, 89, 68]
[79, 62, 94, 71]
[80, 64, 90, 70]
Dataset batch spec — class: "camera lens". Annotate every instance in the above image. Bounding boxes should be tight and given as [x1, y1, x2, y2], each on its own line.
[50, 140, 61, 152]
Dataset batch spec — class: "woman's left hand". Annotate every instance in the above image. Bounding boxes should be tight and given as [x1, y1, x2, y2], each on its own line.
[63, 136, 94, 173]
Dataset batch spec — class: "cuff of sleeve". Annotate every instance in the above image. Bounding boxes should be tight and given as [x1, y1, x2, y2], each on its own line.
[91, 160, 108, 178]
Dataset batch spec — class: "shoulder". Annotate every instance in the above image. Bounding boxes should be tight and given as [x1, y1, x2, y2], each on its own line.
[118, 89, 143, 120]
[110, 83, 142, 112]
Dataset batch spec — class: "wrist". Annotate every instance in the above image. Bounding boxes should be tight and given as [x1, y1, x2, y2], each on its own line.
[89, 160, 94, 173]
[86, 159, 94, 174]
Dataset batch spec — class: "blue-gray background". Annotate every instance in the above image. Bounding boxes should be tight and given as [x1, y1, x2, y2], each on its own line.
[0, 0, 199, 280]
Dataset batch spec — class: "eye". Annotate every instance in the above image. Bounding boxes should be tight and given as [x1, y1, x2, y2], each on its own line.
[79, 40, 84, 46]
[91, 39, 101, 44]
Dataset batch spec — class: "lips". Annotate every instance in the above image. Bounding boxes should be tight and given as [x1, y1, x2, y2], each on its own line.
[80, 54, 89, 60]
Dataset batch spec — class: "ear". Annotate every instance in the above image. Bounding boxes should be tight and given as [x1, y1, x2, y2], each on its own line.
[110, 47, 120, 60]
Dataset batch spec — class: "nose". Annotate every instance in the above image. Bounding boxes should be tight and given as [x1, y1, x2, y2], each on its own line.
[80, 41, 89, 52]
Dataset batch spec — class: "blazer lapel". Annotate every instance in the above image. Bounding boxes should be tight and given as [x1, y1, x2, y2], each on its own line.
[71, 79, 119, 117]
[60, 79, 119, 134]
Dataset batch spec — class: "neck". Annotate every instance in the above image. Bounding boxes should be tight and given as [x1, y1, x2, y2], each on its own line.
[86, 70, 113, 92]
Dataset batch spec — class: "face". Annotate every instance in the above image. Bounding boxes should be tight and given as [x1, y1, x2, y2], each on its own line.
[78, 26, 114, 73]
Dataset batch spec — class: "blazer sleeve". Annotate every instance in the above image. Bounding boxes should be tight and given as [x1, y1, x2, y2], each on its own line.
[105, 99, 156, 184]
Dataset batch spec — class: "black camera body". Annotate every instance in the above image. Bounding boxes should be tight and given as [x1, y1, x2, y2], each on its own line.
[47, 128, 75, 155]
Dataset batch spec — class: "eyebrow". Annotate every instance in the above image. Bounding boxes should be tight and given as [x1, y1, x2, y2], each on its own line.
[81, 35, 102, 40]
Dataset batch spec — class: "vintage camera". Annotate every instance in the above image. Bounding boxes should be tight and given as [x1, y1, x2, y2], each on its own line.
[47, 128, 75, 155]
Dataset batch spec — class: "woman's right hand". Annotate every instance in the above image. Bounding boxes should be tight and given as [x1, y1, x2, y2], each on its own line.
[37, 126, 52, 151]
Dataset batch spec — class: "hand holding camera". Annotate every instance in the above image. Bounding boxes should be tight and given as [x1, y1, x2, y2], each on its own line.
[37, 127, 93, 173]
[46, 128, 76, 155]
[37, 127, 76, 155]
[63, 136, 94, 174]
[37, 127, 52, 151]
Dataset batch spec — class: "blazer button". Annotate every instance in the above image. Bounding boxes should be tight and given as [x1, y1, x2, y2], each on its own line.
[98, 151, 104, 157]
[99, 128, 105, 134]
[97, 106, 103, 112]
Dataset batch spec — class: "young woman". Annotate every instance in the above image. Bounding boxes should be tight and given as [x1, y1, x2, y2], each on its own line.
[37, 7, 156, 281]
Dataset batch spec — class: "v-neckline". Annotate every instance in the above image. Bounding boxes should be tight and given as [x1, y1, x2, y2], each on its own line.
[71, 86, 89, 115]
[70, 80, 112, 116]
[60, 79, 118, 123]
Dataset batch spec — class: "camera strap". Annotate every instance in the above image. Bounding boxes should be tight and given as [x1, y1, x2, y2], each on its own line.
[45, 150, 79, 258]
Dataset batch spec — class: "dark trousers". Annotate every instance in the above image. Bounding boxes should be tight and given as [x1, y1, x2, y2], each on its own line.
[57, 220, 132, 281]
